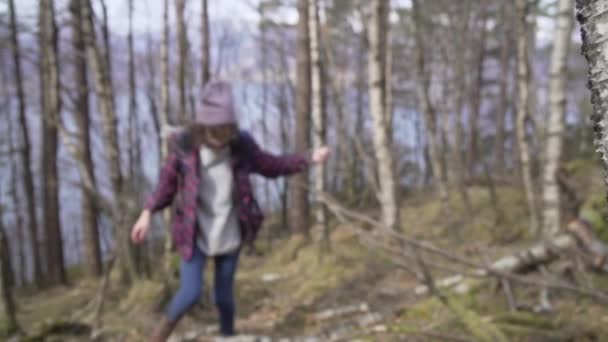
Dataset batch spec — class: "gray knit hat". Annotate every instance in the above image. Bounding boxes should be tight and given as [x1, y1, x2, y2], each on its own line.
[197, 81, 237, 125]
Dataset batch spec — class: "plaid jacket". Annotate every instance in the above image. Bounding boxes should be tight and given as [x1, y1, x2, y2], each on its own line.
[144, 130, 310, 260]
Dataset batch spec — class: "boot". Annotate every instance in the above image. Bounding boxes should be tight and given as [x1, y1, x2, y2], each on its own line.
[149, 316, 178, 342]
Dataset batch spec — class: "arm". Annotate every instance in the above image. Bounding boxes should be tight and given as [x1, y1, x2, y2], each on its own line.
[143, 151, 180, 212]
[242, 132, 311, 178]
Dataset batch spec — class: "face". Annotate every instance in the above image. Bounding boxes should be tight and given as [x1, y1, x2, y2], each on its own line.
[192, 124, 237, 149]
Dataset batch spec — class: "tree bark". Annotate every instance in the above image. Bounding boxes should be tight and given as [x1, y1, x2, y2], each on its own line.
[160, 0, 175, 282]
[451, 0, 474, 220]
[8, 0, 44, 289]
[542, 0, 574, 239]
[515, 0, 540, 236]
[576, 0, 608, 210]
[290, 0, 312, 237]
[127, 0, 141, 182]
[8, 160, 26, 287]
[412, 0, 450, 218]
[3, 62, 26, 287]
[39, 0, 66, 286]
[259, 4, 272, 228]
[467, 0, 489, 179]
[414, 233, 577, 295]
[161, 0, 172, 134]
[278, 82, 291, 236]
[201, 0, 210, 88]
[82, 0, 136, 286]
[175, 0, 189, 123]
[351, 32, 366, 202]
[126, 0, 145, 274]
[495, 1, 513, 175]
[367, 0, 400, 231]
[99, 0, 113, 90]
[309, 0, 329, 248]
[70, 0, 102, 277]
[0, 207, 19, 335]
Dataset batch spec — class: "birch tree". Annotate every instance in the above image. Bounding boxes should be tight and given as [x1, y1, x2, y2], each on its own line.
[449, 0, 474, 220]
[412, 0, 450, 218]
[309, 0, 329, 249]
[576, 0, 608, 207]
[366, 0, 400, 231]
[82, 0, 136, 285]
[8, 147, 26, 286]
[259, 3, 272, 222]
[70, 0, 102, 277]
[495, 1, 513, 175]
[161, 0, 172, 138]
[39, 0, 66, 285]
[159, 0, 176, 283]
[515, 0, 540, 236]
[291, 0, 312, 237]
[8, 0, 43, 288]
[128, 0, 141, 181]
[0, 203, 19, 335]
[99, 0, 113, 88]
[542, 0, 574, 238]
[467, 0, 488, 178]
[201, 0, 211, 88]
[175, 0, 189, 122]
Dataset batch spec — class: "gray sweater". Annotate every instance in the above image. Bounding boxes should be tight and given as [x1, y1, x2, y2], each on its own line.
[196, 145, 241, 256]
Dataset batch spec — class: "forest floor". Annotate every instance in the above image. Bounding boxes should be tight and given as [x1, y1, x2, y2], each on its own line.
[5, 158, 608, 341]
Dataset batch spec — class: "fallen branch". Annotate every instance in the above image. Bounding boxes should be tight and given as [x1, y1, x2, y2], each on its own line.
[314, 303, 369, 321]
[415, 247, 509, 342]
[312, 190, 608, 303]
[414, 234, 576, 295]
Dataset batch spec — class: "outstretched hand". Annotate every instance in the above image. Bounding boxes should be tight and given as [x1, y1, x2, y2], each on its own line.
[131, 210, 151, 244]
[312, 146, 331, 164]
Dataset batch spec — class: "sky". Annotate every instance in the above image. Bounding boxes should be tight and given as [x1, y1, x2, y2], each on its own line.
[5, 0, 271, 35]
[3, 0, 560, 45]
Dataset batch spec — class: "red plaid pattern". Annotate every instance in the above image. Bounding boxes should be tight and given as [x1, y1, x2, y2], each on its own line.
[144, 131, 310, 260]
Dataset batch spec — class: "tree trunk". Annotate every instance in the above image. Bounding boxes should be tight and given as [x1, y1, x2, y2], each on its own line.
[175, 0, 189, 123]
[467, 0, 489, 179]
[290, 0, 312, 237]
[39, 0, 66, 286]
[309, 0, 329, 249]
[3, 64, 27, 287]
[412, 0, 450, 218]
[0, 208, 19, 335]
[99, 0, 113, 90]
[278, 83, 291, 236]
[414, 234, 577, 295]
[516, 0, 540, 236]
[8, 0, 44, 289]
[82, 0, 136, 286]
[161, 0, 175, 284]
[576, 0, 608, 209]
[161, 0, 172, 135]
[70, 0, 102, 277]
[128, 0, 141, 181]
[495, 1, 512, 175]
[201, 0, 210, 88]
[259, 5, 272, 229]
[351, 32, 366, 202]
[452, 0, 474, 220]
[8, 162, 26, 287]
[127, 0, 145, 274]
[367, 0, 399, 231]
[542, 0, 574, 239]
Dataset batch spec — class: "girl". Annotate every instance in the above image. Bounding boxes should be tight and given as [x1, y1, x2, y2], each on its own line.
[130, 81, 330, 341]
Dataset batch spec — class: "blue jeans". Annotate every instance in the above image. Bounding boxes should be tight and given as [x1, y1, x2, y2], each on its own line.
[166, 245, 240, 336]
